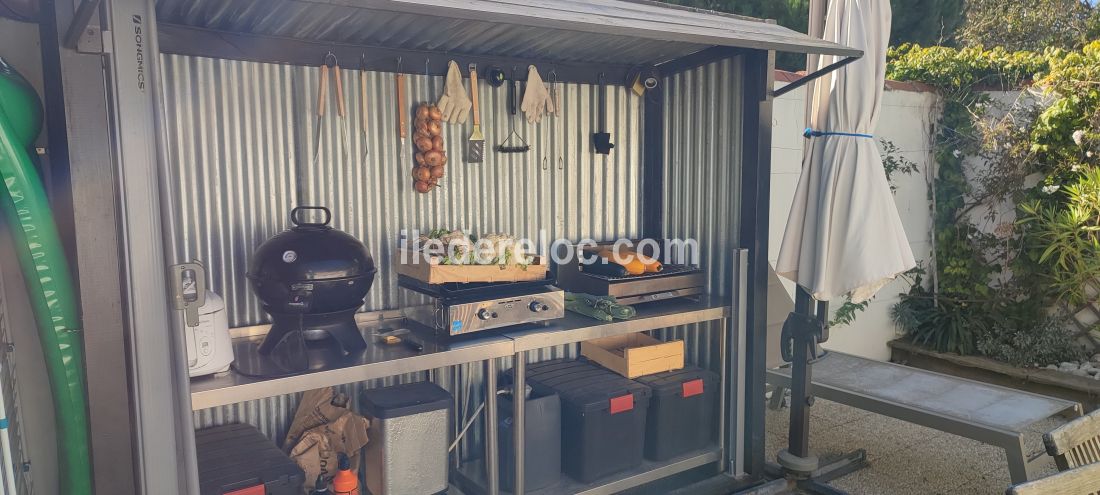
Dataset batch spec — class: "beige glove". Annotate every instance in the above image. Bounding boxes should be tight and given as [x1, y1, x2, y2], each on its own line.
[437, 61, 472, 124]
[521, 65, 554, 124]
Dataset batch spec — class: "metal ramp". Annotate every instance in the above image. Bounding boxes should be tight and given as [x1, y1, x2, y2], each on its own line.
[767, 351, 1082, 484]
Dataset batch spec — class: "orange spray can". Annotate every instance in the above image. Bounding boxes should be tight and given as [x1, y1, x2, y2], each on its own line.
[332, 453, 361, 495]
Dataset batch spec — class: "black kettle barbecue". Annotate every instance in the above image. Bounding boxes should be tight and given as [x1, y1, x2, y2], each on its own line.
[247, 206, 377, 357]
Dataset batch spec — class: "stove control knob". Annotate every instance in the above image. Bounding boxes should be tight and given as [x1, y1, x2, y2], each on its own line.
[529, 301, 551, 312]
[478, 308, 493, 320]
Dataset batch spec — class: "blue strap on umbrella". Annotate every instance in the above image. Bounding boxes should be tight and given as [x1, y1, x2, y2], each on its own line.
[803, 127, 873, 139]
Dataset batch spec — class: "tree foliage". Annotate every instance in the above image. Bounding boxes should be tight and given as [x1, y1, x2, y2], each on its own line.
[655, 0, 965, 69]
[958, 0, 1100, 52]
[885, 43, 1100, 361]
[890, 0, 966, 46]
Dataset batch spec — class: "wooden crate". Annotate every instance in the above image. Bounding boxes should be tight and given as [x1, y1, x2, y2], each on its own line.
[394, 249, 549, 284]
[580, 333, 685, 379]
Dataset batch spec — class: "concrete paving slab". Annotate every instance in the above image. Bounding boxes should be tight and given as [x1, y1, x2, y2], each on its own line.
[764, 394, 1072, 495]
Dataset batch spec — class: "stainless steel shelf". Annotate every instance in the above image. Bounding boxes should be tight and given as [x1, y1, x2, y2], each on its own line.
[189, 319, 514, 410]
[453, 446, 722, 495]
[189, 297, 731, 410]
[503, 296, 730, 352]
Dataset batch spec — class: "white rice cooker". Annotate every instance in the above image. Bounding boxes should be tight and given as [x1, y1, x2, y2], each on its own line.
[186, 291, 233, 377]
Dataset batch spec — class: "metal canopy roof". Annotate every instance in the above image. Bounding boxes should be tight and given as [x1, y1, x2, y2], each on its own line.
[154, 0, 861, 67]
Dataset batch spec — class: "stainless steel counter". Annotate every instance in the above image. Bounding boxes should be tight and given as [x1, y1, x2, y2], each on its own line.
[189, 297, 733, 495]
[454, 447, 721, 495]
[190, 297, 730, 411]
[503, 296, 730, 351]
[189, 319, 514, 410]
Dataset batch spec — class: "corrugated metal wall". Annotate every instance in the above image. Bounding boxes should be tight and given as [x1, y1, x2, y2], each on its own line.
[165, 54, 745, 467]
[159, 54, 641, 328]
[159, 54, 640, 456]
[655, 57, 744, 371]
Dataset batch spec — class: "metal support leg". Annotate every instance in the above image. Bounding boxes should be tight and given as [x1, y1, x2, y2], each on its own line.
[811, 449, 868, 482]
[718, 317, 728, 475]
[512, 352, 526, 495]
[484, 359, 499, 495]
[1005, 436, 1031, 484]
[768, 386, 786, 411]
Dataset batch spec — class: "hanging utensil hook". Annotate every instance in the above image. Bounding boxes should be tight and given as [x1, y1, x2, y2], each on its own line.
[324, 51, 338, 68]
[359, 53, 369, 159]
[547, 67, 561, 116]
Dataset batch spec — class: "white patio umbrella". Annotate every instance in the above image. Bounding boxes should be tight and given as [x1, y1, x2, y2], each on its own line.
[767, 0, 916, 485]
[776, 0, 914, 304]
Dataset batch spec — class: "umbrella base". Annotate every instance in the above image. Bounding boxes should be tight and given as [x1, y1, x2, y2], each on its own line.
[777, 449, 819, 474]
[736, 450, 867, 495]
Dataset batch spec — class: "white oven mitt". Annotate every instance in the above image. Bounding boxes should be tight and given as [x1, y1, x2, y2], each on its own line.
[521, 65, 554, 124]
[437, 60, 472, 124]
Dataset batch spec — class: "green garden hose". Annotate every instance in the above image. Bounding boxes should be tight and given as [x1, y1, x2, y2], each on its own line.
[0, 57, 92, 495]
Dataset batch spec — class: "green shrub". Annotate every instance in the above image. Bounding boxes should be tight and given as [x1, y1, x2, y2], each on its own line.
[976, 317, 1086, 367]
[886, 43, 1100, 361]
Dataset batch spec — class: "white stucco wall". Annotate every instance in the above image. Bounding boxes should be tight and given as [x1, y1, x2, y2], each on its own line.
[769, 79, 940, 361]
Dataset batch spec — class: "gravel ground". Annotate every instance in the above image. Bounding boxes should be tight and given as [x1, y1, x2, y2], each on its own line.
[764, 397, 1067, 494]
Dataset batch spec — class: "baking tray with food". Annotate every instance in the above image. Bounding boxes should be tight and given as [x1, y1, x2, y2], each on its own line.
[396, 229, 549, 284]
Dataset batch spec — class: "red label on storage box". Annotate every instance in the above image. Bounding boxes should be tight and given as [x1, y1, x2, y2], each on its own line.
[226, 485, 265, 495]
[609, 394, 634, 414]
[682, 379, 704, 398]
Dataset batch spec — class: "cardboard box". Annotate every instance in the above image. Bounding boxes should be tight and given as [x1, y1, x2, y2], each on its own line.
[581, 333, 684, 378]
[395, 249, 549, 284]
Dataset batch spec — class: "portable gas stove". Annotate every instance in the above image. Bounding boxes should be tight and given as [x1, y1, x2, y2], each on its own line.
[398, 275, 565, 336]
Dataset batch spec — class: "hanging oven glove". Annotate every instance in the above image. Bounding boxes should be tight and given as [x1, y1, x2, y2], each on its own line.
[437, 60, 472, 124]
[521, 65, 554, 124]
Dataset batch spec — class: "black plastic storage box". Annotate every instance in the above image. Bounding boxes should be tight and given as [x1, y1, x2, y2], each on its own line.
[522, 359, 652, 483]
[195, 423, 305, 495]
[498, 390, 562, 492]
[634, 366, 719, 461]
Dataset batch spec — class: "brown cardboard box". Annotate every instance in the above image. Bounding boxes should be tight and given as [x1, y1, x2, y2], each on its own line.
[581, 333, 684, 378]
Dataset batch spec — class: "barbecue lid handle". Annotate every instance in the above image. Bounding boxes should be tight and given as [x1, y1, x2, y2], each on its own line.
[290, 206, 332, 228]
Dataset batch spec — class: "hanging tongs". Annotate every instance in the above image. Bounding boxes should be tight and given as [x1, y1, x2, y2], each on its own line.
[497, 69, 530, 154]
[592, 72, 614, 155]
[313, 51, 350, 165]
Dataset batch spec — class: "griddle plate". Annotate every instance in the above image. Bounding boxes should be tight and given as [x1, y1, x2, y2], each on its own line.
[579, 263, 702, 282]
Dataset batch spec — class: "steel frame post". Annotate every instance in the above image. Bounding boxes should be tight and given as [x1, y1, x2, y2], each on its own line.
[484, 358, 500, 495]
[99, 0, 198, 492]
[726, 249, 749, 476]
[512, 351, 527, 495]
[738, 48, 775, 479]
[38, 0, 142, 492]
[641, 66, 664, 240]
